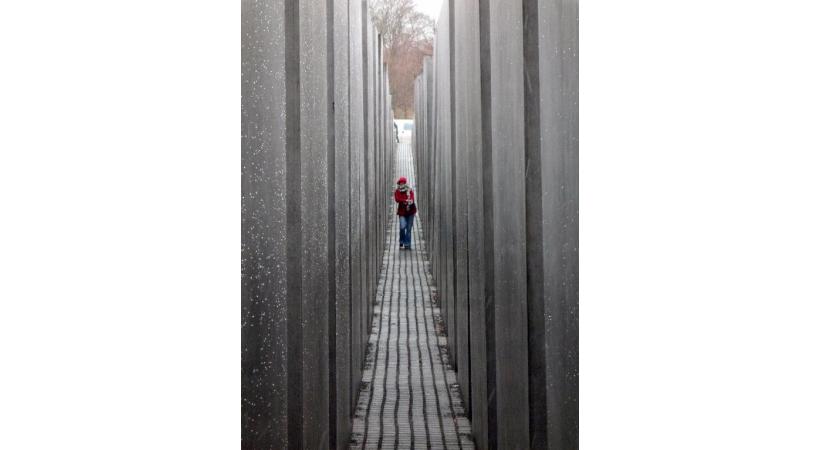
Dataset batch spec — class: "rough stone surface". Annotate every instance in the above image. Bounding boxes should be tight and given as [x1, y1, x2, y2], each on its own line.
[240, 0, 288, 447]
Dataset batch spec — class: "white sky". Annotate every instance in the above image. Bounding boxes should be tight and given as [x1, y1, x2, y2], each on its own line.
[414, 0, 443, 22]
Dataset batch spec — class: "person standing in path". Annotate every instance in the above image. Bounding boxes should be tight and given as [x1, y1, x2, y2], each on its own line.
[394, 176, 417, 250]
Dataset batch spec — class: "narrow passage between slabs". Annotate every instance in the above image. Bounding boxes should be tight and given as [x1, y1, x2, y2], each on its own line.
[349, 141, 474, 450]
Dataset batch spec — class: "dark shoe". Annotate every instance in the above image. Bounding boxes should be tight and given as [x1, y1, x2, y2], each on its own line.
[405, 247, 412, 251]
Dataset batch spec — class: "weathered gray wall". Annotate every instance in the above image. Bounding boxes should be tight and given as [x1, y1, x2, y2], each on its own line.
[413, 0, 579, 448]
[241, 0, 395, 447]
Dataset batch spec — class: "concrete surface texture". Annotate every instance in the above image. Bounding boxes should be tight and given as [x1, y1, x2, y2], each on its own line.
[241, 0, 395, 447]
[413, 0, 579, 448]
[351, 141, 474, 450]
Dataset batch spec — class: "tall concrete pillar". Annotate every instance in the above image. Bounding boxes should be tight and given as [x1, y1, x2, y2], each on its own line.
[241, 0, 288, 446]
[348, 0, 366, 414]
[432, 1, 458, 372]
[361, 5, 371, 340]
[330, 0, 352, 447]
[485, 0, 531, 447]
[422, 56, 433, 238]
[453, 0, 487, 444]
[451, 0, 473, 413]
[531, 0, 579, 447]
[365, 17, 376, 324]
[375, 33, 383, 264]
[295, 0, 332, 447]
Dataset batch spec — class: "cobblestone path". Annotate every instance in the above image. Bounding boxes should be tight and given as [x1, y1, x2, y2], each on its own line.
[349, 141, 474, 449]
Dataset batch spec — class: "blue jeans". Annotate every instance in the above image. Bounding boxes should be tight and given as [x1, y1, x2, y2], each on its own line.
[399, 214, 415, 248]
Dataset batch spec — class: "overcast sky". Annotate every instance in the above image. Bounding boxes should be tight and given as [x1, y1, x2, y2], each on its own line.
[414, 0, 443, 22]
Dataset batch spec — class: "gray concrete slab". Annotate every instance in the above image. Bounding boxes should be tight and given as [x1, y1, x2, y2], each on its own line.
[362, 8, 372, 342]
[297, 0, 331, 447]
[453, 0, 488, 446]
[537, 1, 579, 448]
[522, 0, 547, 445]
[240, 0, 288, 447]
[486, 0, 531, 445]
[452, 0, 474, 416]
[433, 0, 458, 375]
[331, 0, 352, 447]
[366, 18, 377, 326]
[283, 0, 303, 445]
[348, 0, 366, 417]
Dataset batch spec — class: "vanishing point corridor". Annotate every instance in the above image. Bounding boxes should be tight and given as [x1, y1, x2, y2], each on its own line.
[350, 142, 474, 449]
[241, 0, 578, 447]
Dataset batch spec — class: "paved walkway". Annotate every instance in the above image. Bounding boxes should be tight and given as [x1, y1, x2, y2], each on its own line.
[349, 141, 474, 449]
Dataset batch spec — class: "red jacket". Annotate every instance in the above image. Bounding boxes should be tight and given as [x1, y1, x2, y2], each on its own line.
[394, 188, 416, 216]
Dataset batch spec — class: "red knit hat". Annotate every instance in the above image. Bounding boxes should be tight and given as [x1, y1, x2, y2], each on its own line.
[397, 177, 407, 184]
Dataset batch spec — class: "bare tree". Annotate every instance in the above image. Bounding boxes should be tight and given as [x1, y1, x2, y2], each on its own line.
[369, 0, 434, 119]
